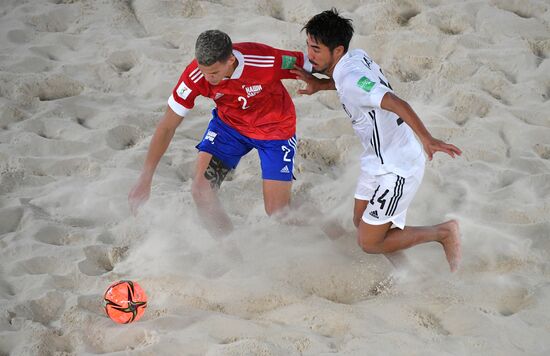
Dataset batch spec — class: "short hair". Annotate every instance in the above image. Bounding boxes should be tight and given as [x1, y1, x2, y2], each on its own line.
[303, 8, 354, 52]
[195, 30, 233, 66]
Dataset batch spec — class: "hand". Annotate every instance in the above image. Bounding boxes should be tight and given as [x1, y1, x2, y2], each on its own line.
[422, 136, 462, 161]
[290, 65, 326, 95]
[128, 177, 151, 216]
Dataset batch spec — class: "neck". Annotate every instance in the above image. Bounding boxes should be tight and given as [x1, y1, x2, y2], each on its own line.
[226, 55, 238, 78]
[325, 51, 346, 78]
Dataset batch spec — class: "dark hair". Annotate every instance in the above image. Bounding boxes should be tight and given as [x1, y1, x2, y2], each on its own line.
[195, 30, 233, 66]
[303, 8, 354, 52]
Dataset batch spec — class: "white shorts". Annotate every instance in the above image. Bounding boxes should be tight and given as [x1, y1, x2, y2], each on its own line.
[354, 167, 424, 229]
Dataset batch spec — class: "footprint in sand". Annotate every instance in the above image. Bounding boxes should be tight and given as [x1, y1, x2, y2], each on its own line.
[105, 125, 143, 151]
[497, 287, 531, 317]
[77, 294, 104, 314]
[450, 90, 492, 125]
[528, 40, 549, 68]
[396, 8, 420, 27]
[12, 290, 65, 325]
[26, 6, 78, 33]
[33, 224, 82, 246]
[5, 326, 74, 355]
[6, 28, 33, 44]
[534, 144, 550, 160]
[78, 245, 129, 276]
[493, 1, 543, 20]
[32, 225, 65, 248]
[207, 338, 283, 356]
[15, 74, 83, 103]
[0, 206, 23, 235]
[11, 256, 67, 276]
[297, 138, 345, 168]
[107, 50, 139, 74]
[0, 277, 16, 298]
[412, 309, 451, 336]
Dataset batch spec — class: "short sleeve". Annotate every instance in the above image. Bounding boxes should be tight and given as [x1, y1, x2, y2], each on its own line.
[167, 64, 202, 117]
[343, 71, 391, 109]
[270, 48, 312, 80]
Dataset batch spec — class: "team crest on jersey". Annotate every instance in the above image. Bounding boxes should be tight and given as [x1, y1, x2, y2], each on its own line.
[176, 81, 192, 99]
[244, 84, 262, 98]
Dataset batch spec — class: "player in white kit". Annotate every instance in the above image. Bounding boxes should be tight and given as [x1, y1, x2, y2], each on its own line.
[293, 9, 462, 272]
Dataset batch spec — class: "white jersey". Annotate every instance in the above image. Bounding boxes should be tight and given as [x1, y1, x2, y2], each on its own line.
[333, 49, 425, 177]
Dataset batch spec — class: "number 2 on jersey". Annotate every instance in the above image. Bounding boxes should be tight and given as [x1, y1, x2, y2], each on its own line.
[238, 96, 249, 109]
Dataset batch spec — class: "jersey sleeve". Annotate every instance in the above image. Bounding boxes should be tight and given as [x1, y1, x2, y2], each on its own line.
[269, 47, 313, 80]
[167, 63, 202, 117]
[344, 70, 392, 110]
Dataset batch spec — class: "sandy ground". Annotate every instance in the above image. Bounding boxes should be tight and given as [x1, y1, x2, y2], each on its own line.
[1, 0, 550, 355]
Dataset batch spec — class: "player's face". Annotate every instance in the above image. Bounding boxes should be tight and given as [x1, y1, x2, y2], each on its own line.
[198, 56, 236, 85]
[306, 34, 337, 76]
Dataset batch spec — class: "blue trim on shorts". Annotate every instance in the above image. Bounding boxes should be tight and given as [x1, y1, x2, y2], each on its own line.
[196, 109, 296, 181]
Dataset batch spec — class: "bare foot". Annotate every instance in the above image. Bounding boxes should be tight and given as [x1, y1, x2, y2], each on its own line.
[438, 220, 461, 272]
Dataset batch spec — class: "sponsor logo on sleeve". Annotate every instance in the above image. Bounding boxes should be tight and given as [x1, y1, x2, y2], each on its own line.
[176, 81, 192, 100]
[281, 55, 297, 69]
[357, 76, 375, 92]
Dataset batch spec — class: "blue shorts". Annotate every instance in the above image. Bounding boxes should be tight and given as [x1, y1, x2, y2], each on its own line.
[196, 110, 297, 181]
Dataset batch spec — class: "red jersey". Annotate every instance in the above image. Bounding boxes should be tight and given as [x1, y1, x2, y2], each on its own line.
[168, 42, 312, 140]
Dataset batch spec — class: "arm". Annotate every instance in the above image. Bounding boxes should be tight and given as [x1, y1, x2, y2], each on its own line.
[290, 65, 335, 95]
[266, 45, 333, 94]
[380, 92, 462, 160]
[128, 106, 184, 214]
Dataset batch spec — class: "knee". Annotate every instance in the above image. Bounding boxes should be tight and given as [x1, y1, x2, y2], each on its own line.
[357, 233, 382, 254]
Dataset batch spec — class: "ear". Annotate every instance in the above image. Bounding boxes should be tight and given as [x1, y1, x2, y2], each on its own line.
[334, 45, 345, 57]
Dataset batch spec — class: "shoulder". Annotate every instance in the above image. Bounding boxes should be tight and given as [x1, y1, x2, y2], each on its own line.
[235, 43, 277, 76]
[337, 67, 365, 92]
[180, 59, 200, 82]
[180, 59, 207, 88]
[234, 42, 274, 55]
[336, 52, 379, 91]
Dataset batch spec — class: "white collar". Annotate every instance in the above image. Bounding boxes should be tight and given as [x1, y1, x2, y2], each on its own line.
[332, 51, 350, 84]
[230, 49, 244, 79]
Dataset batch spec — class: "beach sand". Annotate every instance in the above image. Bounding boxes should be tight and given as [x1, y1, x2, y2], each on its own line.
[1, 0, 550, 355]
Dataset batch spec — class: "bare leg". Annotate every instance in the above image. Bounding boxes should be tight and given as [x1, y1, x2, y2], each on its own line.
[262, 179, 292, 216]
[354, 198, 409, 269]
[191, 152, 233, 237]
[358, 219, 461, 272]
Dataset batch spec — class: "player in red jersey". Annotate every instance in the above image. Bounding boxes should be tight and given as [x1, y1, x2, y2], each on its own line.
[129, 30, 312, 236]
